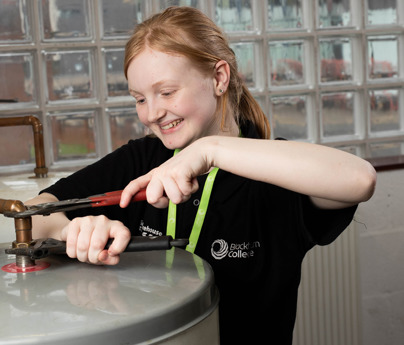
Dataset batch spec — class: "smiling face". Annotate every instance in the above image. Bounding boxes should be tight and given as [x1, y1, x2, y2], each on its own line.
[127, 47, 234, 149]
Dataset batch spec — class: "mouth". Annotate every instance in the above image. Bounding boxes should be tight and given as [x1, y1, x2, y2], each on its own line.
[160, 119, 183, 130]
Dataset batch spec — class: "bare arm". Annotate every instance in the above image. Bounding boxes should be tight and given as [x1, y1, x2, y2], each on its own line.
[121, 136, 376, 210]
[204, 136, 376, 209]
[25, 193, 70, 240]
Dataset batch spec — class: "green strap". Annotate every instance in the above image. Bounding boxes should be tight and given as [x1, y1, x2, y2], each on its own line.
[166, 149, 180, 239]
[166, 149, 218, 254]
[186, 167, 218, 253]
[166, 199, 177, 238]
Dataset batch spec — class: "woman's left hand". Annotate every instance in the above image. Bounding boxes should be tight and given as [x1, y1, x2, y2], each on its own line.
[120, 140, 209, 209]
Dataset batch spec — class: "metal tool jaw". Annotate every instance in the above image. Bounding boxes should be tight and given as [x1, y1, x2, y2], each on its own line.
[5, 238, 67, 260]
[4, 198, 93, 217]
[3, 189, 147, 218]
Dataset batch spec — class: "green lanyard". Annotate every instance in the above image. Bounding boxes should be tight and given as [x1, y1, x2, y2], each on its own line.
[166, 149, 219, 253]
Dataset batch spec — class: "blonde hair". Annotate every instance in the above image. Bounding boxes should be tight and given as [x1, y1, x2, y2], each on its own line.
[124, 6, 270, 139]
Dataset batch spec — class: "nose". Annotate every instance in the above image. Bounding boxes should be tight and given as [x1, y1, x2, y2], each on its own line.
[147, 99, 166, 124]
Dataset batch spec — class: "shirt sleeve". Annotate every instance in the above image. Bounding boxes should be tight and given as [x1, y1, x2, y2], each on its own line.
[39, 142, 144, 221]
[40, 136, 171, 223]
[41, 142, 140, 201]
[300, 194, 358, 246]
[272, 137, 357, 245]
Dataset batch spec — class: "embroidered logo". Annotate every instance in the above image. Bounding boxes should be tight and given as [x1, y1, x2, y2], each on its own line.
[139, 220, 163, 237]
[211, 239, 229, 260]
[211, 239, 261, 260]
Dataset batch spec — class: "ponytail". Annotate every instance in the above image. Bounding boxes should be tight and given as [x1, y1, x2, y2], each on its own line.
[239, 85, 271, 139]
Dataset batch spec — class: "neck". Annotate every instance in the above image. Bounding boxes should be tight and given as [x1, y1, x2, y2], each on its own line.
[217, 115, 239, 138]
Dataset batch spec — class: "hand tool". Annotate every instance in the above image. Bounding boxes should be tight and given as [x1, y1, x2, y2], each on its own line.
[4, 189, 147, 218]
[3, 188, 189, 259]
[5, 236, 189, 260]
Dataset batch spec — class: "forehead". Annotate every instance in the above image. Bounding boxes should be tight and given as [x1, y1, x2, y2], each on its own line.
[127, 48, 197, 90]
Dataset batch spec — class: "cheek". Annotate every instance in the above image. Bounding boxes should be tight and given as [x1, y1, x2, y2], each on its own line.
[136, 107, 149, 126]
[180, 89, 217, 121]
[196, 82, 218, 115]
[194, 96, 218, 123]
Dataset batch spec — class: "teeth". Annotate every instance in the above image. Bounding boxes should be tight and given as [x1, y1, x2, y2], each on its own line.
[161, 119, 182, 130]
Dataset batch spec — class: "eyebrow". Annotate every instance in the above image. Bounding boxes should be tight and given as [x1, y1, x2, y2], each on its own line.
[129, 79, 177, 95]
[128, 89, 140, 98]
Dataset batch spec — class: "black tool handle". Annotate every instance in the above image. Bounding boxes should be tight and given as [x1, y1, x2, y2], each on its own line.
[105, 236, 188, 252]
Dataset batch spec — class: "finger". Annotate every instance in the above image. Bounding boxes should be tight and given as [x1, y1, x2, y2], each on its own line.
[97, 221, 131, 265]
[148, 196, 170, 209]
[190, 177, 199, 193]
[98, 252, 121, 266]
[62, 219, 80, 259]
[120, 180, 139, 208]
[97, 249, 112, 263]
[106, 221, 131, 256]
[176, 177, 199, 201]
[146, 175, 188, 208]
[145, 175, 168, 205]
[159, 178, 183, 204]
[120, 175, 151, 208]
[75, 217, 94, 262]
[87, 216, 111, 264]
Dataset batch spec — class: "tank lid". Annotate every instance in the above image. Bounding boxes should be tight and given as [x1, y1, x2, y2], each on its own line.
[0, 243, 218, 344]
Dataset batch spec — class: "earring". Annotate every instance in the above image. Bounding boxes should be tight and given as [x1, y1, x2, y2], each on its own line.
[219, 89, 224, 93]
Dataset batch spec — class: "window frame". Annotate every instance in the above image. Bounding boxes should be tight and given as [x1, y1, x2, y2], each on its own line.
[0, 0, 403, 175]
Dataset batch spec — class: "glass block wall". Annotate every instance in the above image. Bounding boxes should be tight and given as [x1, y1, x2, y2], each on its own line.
[0, 0, 403, 173]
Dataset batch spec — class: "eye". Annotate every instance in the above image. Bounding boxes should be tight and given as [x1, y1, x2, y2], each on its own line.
[161, 90, 176, 97]
[129, 90, 145, 105]
[135, 97, 146, 105]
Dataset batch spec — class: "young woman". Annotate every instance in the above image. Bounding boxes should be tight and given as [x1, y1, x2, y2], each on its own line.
[28, 7, 376, 344]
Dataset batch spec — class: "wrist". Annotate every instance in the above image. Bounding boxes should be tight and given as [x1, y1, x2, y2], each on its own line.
[193, 136, 217, 169]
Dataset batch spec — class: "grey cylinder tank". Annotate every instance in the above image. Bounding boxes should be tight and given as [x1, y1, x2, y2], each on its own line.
[0, 243, 220, 344]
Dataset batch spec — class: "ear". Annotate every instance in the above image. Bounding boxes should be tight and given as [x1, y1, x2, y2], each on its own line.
[213, 60, 230, 96]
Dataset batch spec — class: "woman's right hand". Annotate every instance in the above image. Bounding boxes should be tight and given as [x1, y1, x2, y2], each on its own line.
[27, 193, 131, 266]
[60, 215, 131, 265]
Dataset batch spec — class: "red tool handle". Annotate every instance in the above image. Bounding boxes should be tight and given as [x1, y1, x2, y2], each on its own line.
[89, 188, 147, 207]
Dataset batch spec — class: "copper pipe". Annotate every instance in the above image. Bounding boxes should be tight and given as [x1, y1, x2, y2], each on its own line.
[13, 216, 35, 268]
[14, 217, 33, 244]
[0, 198, 35, 267]
[0, 199, 32, 244]
[0, 115, 48, 177]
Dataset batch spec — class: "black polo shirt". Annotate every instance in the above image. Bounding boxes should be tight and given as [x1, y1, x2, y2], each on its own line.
[42, 122, 357, 345]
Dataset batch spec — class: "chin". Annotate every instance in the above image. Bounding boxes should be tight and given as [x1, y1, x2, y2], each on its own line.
[164, 138, 193, 151]
[158, 130, 198, 150]
[161, 139, 183, 150]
